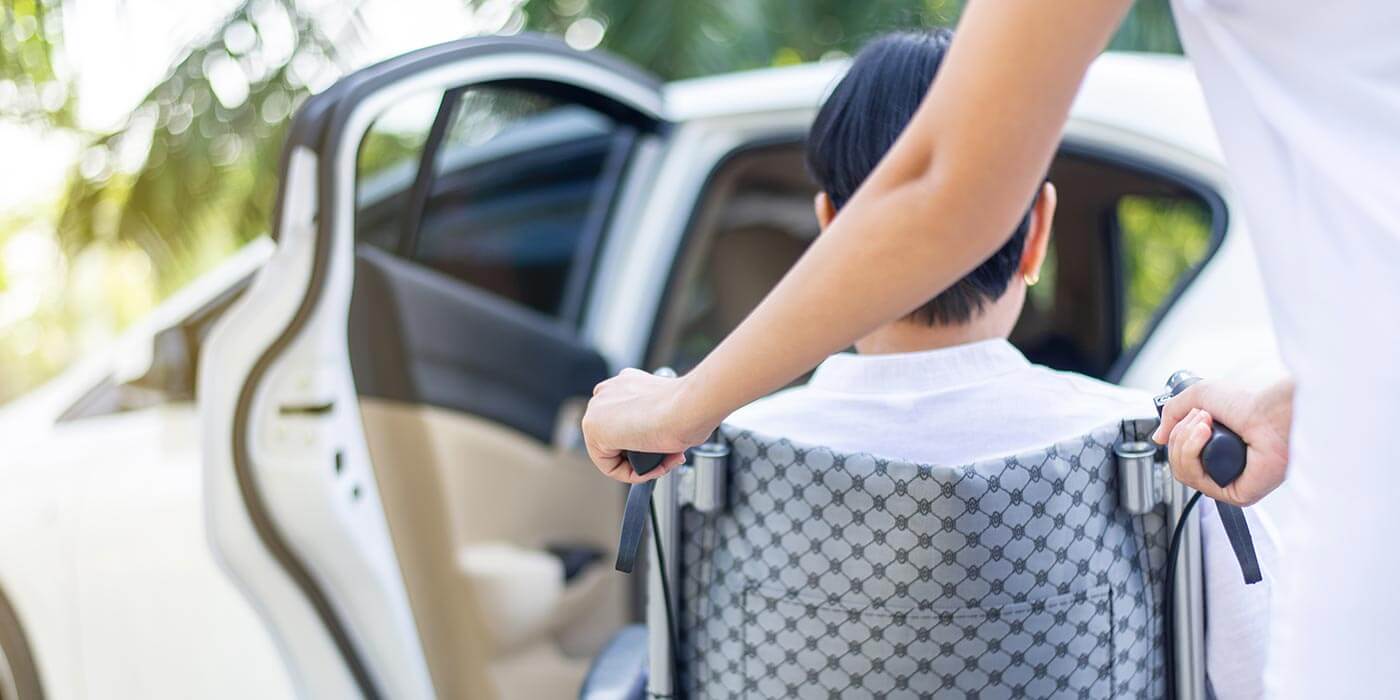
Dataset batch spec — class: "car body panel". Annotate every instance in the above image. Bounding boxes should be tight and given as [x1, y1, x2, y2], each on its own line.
[0, 405, 293, 697]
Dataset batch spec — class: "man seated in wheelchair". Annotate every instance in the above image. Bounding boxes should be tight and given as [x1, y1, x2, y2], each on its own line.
[725, 29, 1272, 699]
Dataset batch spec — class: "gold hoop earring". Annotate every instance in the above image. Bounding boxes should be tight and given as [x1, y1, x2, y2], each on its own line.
[1023, 272, 1040, 287]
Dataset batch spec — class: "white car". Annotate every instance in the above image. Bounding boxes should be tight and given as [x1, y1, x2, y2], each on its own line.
[0, 34, 1277, 699]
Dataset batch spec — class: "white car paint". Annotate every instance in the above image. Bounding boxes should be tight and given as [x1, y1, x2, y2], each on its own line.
[0, 241, 291, 697]
[0, 48, 1279, 698]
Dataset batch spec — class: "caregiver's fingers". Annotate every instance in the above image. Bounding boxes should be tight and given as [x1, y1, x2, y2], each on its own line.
[1167, 409, 1229, 501]
[1152, 383, 1202, 445]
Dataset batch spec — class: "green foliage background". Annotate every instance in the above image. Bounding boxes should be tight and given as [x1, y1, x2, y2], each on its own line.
[0, 0, 1185, 403]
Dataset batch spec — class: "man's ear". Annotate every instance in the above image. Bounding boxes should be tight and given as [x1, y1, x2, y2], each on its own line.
[814, 191, 836, 230]
[1019, 182, 1057, 282]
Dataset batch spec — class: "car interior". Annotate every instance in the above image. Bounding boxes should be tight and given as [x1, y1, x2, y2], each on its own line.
[45, 75, 1220, 698]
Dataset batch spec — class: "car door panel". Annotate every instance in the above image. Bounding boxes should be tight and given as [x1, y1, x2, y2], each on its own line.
[350, 246, 607, 443]
[201, 35, 664, 700]
[349, 245, 629, 695]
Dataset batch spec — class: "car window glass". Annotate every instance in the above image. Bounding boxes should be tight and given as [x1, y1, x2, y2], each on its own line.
[414, 87, 621, 318]
[355, 89, 443, 251]
[354, 83, 635, 322]
[1116, 194, 1213, 348]
[1012, 151, 1222, 378]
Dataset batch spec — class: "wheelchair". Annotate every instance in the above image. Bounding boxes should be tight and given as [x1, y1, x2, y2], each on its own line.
[583, 373, 1249, 699]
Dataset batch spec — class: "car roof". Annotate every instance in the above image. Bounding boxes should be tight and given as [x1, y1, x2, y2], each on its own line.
[663, 51, 1223, 163]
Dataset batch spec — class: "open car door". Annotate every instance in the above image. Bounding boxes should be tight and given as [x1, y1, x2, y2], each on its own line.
[200, 35, 666, 699]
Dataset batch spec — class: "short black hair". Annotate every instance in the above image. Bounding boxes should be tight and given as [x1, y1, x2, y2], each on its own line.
[806, 29, 1035, 326]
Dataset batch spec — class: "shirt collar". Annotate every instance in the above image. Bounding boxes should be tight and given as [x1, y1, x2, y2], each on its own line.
[807, 338, 1031, 395]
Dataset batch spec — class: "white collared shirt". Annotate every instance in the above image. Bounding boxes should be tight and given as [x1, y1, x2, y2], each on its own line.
[727, 338, 1272, 699]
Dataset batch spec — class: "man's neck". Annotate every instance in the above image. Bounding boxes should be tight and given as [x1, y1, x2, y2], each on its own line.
[856, 291, 1025, 356]
[854, 321, 1004, 355]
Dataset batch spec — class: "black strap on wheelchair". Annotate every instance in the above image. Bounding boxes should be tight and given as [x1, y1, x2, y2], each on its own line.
[615, 479, 655, 574]
[1216, 503, 1262, 584]
[615, 451, 666, 573]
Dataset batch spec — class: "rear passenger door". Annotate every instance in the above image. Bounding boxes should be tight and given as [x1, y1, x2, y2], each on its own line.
[200, 35, 666, 699]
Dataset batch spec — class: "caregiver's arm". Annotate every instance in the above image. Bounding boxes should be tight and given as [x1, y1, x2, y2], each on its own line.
[584, 0, 1134, 482]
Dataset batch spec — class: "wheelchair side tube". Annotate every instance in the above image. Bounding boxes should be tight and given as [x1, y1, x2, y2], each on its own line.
[646, 469, 680, 698]
[1170, 479, 1207, 700]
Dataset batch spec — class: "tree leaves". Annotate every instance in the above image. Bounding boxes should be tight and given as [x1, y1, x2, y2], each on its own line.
[40, 0, 1180, 293]
[506, 0, 1177, 81]
[52, 0, 358, 294]
[0, 0, 75, 126]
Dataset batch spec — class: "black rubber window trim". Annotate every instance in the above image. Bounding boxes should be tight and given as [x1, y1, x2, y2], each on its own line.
[558, 125, 640, 326]
[396, 86, 467, 259]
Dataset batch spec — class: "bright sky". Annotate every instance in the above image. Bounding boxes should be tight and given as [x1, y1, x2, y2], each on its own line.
[0, 0, 484, 213]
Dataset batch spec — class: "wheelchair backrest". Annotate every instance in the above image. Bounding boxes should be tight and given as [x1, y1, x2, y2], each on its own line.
[674, 419, 1168, 699]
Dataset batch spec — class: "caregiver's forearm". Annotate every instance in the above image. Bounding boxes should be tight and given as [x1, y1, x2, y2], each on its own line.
[679, 0, 1133, 428]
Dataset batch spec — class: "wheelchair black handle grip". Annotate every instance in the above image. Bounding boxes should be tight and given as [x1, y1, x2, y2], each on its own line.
[1199, 421, 1246, 487]
[1164, 370, 1247, 487]
[624, 451, 667, 476]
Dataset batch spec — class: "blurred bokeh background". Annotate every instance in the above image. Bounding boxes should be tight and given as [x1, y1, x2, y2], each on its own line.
[0, 0, 1185, 404]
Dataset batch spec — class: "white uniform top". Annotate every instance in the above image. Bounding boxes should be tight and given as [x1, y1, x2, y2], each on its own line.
[727, 339, 1275, 700]
[1170, 2, 1400, 696]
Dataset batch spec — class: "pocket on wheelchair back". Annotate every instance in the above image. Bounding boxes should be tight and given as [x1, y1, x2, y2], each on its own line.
[741, 583, 1114, 697]
[676, 420, 1168, 699]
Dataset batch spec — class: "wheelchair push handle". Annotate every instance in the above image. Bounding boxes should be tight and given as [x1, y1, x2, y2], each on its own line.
[621, 367, 678, 477]
[624, 451, 667, 477]
[1156, 370, 1247, 487]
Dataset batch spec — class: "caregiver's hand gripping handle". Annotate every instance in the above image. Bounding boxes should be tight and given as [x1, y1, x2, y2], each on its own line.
[1156, 370, 1262, 585]
[1152, 371, 1292, 508]
[584, 367, 704, 485]
[1157, 371, 1246, 487]
[613, 368, 679, 574]
[621, 366, 680, 481]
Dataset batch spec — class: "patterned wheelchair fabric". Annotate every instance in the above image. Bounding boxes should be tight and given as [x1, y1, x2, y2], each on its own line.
[675, 419, 1168, 699]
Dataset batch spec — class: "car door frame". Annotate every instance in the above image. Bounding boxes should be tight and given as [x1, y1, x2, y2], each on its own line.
[199, 34, 666, 700]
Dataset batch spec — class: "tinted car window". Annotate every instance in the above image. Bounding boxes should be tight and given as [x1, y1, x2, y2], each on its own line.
[1116, 194, 1213, 348]
[356, 84, 635, 321]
